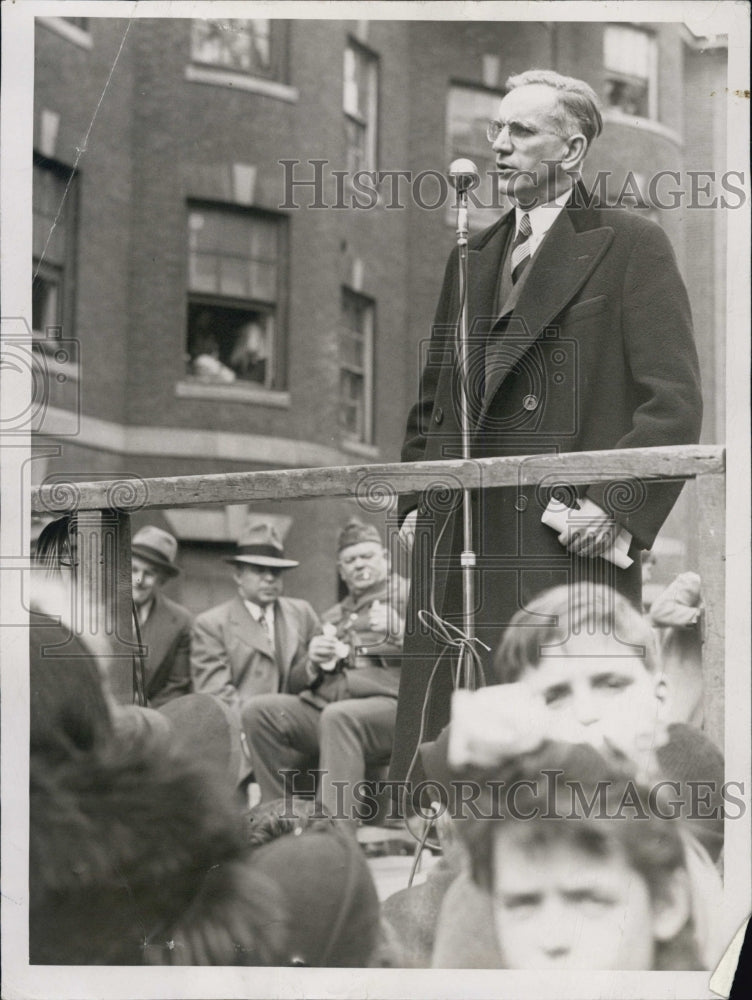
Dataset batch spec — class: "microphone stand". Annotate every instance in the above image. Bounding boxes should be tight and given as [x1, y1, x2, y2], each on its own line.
[454, 177, 477, 688]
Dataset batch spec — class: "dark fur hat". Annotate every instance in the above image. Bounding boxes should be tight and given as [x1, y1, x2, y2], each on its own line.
[30, 741, 284, 965]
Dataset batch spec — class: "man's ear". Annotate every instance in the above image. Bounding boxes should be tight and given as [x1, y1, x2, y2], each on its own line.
[652, 868, 692, 943]
[562, 133, 588, 172]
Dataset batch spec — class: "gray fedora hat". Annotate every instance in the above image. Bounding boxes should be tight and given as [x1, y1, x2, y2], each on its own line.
[226, 522, 299, 569]
[131, 525, 180, 578]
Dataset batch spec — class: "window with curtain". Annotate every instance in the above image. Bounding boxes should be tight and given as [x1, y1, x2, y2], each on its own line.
[190, 19, 287, 80]
[186, 206, 286, 389]
[603, 25, 658, 119]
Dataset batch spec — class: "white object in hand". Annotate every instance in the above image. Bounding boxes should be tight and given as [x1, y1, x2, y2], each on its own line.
[319, 623, 350, 672]
[448, 684, 549, 770]
[541, 497, 633, 568]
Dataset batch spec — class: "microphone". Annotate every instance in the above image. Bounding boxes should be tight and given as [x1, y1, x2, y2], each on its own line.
[448, 158, 479, 193]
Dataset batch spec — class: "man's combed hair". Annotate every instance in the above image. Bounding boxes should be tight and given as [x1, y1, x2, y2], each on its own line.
[492, 583, 658, 683]
[506, 69, 603, 145]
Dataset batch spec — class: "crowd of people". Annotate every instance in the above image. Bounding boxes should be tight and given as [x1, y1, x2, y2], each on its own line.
[30, 511, 724, 970]
[29, 66, 721, 972]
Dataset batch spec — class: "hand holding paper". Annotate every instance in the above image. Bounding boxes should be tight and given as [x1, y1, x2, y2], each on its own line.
[542, 496, 633, 568]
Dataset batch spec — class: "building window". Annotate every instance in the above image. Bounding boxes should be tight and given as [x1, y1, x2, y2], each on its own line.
[603, 25, 658, 119]
[339, 289, 374, 444]
[190, 19, 286, 80]
[32, 158, 75, 342]
[446, 83, 506, 227]
[186, 206, 285, 389]
[343, 39, 378, 175]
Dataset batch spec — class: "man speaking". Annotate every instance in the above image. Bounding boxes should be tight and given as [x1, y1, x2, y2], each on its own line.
[390, 69, 703, 782]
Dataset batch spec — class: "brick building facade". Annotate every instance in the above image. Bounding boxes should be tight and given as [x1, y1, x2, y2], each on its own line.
[32, 15, 727, 614]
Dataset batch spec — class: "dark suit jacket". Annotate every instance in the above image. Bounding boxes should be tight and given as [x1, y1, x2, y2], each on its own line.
[390, 188, 703, 780]
[190, 595, 319, 716]
[139, 592, 193, 708]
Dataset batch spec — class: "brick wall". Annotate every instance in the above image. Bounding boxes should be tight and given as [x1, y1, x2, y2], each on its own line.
[33, 17, 725, 609]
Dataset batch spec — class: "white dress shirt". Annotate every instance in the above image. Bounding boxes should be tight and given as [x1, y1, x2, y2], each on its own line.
[514, 183, 573, 258]
[243, 599, 276, 650]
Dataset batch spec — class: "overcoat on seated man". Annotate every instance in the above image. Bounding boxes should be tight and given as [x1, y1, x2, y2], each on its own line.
[190, 524, 319, 744]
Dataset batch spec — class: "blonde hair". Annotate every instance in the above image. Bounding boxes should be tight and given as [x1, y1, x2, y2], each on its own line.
[492, 583, 657, 682]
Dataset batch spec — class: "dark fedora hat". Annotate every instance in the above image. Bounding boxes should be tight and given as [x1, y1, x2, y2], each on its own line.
[226, 522, 299, 569]
[131, 526, 180, 578]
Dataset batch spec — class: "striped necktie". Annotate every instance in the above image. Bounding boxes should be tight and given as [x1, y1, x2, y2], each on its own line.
[260, 609, 275, 653]
[510, 213, 532, 284]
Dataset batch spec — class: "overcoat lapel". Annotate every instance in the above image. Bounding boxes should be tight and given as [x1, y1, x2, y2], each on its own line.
[466, 213, 512, 340]
[478, 207, 614, 423]
[141, 595, 174, 694]
[273, 599, 297, 688]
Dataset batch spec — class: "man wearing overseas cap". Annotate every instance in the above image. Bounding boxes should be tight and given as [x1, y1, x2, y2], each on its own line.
[131, 525, 194, 708]
[244, 518, 408, 827]
[190, 522, 319, 760]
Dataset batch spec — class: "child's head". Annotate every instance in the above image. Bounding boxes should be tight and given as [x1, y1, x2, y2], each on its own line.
[487, 809, 692, 969]
[463, 746, 695, 970]
[492, 585, 665, 758]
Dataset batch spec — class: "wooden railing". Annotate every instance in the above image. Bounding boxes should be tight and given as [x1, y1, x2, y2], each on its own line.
[31, 443, 726, 744]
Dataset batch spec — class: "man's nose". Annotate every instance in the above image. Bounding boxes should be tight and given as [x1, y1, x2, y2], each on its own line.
[573, 689, 600, 726]
[493, 127, 513, 153]
[539, 900, 573, 959]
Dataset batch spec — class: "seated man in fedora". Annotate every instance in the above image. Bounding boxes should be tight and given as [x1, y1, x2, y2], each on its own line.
[244, 519, 408, 828]
[190, 523, 319, 744]
[131, 525, 194, 709]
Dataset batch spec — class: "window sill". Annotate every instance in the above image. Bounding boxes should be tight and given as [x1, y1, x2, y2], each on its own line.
[340, 439, 380, 460]
[175, 379, 291, 408]
[185, 64, 299, 103]
[38, 17, 93, 50]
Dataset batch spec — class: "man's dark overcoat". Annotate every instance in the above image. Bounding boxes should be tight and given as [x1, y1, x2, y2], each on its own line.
[390, 187, 703, 781]
[140, 591, 194, 708]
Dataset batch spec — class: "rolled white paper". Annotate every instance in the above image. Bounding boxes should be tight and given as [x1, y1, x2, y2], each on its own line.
[542, 497, 633, 569]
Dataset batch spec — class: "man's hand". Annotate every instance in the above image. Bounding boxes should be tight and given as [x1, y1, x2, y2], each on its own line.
[399, 509, 418, 557]
[558, 501, 618, 559]
[308, 634, 340, 665]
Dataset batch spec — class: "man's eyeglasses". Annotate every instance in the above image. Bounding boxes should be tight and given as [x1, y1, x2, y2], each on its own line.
[486, 119, 565, 144]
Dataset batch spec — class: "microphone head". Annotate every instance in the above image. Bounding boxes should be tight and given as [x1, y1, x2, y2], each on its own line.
[448, 158, 479, 192]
